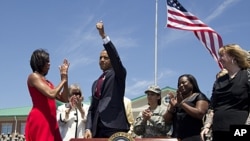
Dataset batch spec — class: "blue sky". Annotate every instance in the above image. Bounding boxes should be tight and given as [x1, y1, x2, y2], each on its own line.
[0, 0, 249, 109]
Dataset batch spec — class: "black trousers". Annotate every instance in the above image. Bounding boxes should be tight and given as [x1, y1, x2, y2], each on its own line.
[212, 131, 230, 141]
[94, 121, 129, 138]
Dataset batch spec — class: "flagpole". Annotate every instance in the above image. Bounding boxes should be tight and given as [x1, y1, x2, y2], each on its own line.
[154, 0, 158, 86]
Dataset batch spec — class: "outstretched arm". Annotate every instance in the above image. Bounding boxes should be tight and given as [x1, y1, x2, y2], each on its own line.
[56, 59, 70, 102]
[96, 21, 126, 78]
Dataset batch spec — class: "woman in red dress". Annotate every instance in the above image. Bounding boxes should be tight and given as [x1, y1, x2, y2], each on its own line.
[25, 49, 70, 141]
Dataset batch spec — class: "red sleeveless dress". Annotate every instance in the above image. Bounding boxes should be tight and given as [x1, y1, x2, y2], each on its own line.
[25, 79, 62, 141]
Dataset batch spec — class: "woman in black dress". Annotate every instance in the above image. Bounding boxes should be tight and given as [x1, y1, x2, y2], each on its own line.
[201, 44, 250, 141]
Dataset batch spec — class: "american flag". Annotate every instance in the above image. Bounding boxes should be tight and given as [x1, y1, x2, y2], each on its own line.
[166, 0, 223, 68]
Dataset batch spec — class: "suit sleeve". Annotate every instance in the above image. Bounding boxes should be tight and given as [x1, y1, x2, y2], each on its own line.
[103, 40, 126, 79]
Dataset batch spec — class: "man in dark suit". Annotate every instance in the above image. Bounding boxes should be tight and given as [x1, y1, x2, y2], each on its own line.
[84, 21, 129, 138]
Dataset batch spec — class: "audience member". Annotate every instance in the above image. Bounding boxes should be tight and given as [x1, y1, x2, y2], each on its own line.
[84, 21, 129, 138]
[57, 83, 89, 141]
[124, 96, 135, 135]
[25, 49, 70, 141]
[134, 85, 171, 138]
[163, 74, 209, 141]
[0, 132, 25, 141]
[200, 44, 250, 141]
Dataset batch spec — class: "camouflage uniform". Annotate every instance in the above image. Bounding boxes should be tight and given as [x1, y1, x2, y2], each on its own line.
[134, 105, 171, 138]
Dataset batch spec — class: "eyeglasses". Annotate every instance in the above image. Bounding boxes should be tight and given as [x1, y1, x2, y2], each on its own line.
[72, 92, 81, 96]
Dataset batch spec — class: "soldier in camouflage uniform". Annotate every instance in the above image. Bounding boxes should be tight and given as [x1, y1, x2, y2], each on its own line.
[134, 85, 171, 138]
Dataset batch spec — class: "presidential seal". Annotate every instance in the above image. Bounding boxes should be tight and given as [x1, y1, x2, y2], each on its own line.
[108, 132, 134, 141]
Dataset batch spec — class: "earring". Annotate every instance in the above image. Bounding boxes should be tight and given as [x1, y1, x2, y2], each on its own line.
[231, 59, 234, 64]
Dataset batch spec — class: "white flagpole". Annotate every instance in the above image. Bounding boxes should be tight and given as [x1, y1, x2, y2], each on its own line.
[154, 0, 158, 86]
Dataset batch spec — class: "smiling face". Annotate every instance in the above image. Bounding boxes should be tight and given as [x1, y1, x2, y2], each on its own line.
[219, 50, 234, 70]
[41, 60, 50, 76]
[177, 76, 193, 96]
[99, 50, 112, 71]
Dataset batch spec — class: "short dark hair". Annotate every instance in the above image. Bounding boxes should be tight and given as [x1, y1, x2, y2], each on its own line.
[30, 49, 49, 73]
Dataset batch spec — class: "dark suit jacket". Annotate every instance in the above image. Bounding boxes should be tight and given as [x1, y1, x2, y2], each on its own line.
[86, 40, 129, 136]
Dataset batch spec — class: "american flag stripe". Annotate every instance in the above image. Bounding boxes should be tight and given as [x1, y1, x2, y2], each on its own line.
[195, 31, 222, 63]
[166, 0, 223, 68]
[167, 21, 214, 31]
[168, 7, 212, 27]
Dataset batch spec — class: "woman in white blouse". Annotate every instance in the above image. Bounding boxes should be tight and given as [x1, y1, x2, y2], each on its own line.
[57, 83, 89, 141]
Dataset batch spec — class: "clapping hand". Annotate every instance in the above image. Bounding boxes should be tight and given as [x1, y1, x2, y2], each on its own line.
[167, 92, 176, 107]
[59, 59, 69, 74]
[176, 90, 184, 105]
[69, 95, 83, 108]
[75, 96, 83, 110]
[59, 59, 70, 81]
[142, 108, 152, 121]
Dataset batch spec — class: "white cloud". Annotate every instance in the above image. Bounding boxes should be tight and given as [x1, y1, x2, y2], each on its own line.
[125, 79, 153, 97]
[206, 0, 240, 23]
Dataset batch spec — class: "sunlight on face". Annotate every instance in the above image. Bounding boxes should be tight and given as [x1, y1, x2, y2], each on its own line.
[146, 92, 160, 105]
[99, 50, 112, 71]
